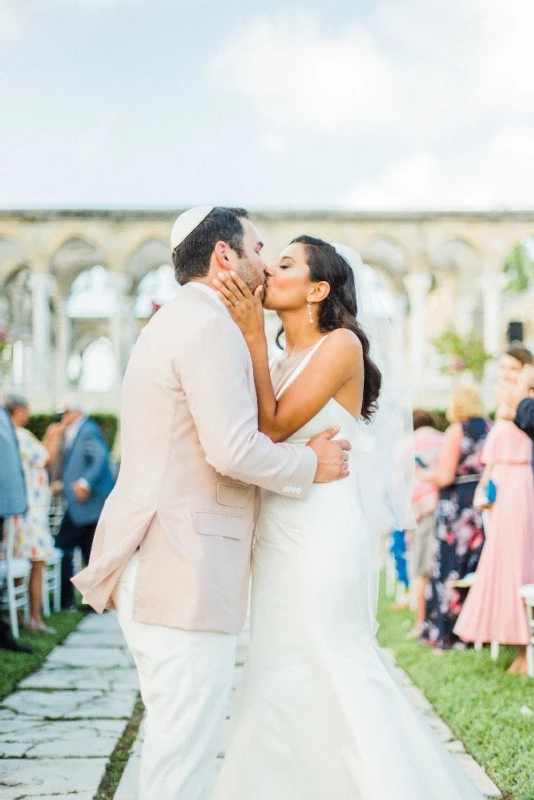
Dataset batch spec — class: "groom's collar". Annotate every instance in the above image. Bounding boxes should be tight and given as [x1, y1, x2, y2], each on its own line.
[187, 281, 230, 317]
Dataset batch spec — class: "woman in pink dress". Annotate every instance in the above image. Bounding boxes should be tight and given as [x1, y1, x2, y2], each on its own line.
[454, 413, 534, 674]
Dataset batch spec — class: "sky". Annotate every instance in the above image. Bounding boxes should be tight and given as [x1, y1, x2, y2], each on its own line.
[1, 0, 533, 211]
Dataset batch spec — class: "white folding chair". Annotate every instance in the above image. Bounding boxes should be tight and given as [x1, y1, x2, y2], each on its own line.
[42, 547, 63, 617]
[0, 519, 31, 639]
[519, 584, 534, 678]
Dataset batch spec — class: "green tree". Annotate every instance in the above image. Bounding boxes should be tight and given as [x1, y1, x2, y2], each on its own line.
[504, 240, 534, 293]
[433, 330, 492, 381]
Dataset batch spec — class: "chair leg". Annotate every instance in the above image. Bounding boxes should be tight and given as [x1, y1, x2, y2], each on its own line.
[22, 578, 30, 624]
[527, 643, 534, 678]
[42, 570, 51, 618]
[7, 584, 19, 640]
[474, 641, 482, 652]
[490, 641, 499, 661]
[53, 561, 62, 612]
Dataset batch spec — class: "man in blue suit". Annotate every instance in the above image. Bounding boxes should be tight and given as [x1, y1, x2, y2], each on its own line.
[0, 403, 31, 651]
[54, 398, 114, 609]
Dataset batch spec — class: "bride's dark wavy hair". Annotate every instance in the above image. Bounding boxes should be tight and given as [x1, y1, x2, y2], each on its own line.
[277, 235, 382, 421]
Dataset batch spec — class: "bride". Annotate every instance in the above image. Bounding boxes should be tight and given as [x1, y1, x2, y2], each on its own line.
[211, 236, 483, 800]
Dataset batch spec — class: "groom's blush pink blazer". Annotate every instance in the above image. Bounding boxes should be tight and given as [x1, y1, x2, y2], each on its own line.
[72, 282, 317, 633]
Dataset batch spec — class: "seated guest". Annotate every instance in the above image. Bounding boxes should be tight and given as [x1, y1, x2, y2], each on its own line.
[419, 387, 491, 649]
[53, 396, 114, 609]
[0, 401, 30, 652]
[6, 395, 60, 632]
[407, 411, 444, 638]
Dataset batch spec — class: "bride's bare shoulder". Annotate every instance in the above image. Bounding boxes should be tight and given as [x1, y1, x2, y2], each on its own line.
[323, 328, 362, 355]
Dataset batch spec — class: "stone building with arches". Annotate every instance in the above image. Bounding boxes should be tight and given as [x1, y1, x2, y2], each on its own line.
[1, 208, 533, 411]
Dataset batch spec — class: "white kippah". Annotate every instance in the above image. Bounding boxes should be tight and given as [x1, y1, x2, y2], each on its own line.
[170, 206, 214, 251]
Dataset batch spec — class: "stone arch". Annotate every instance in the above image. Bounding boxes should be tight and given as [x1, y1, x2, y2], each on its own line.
[51, 237, 106, 291]
[67, 265, 116, 319]
[79, 336, 117, 392]
[0, 237, 29, 281]
[126, 238, 171, 290]
[2, 264, 33, 338]
[431, 238, 482, 274]
[429, 238, 483, 338]
[360, 235, 407, 293]
[136, 264, 179, 318]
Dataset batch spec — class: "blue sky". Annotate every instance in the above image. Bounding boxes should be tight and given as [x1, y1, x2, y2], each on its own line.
[1, 0, 533, 209]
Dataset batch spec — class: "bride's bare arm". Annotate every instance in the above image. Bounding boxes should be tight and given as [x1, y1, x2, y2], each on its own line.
[214, 271, 362, 442]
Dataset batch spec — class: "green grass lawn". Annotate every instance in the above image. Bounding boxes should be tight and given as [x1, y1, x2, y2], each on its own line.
[377, 583, 534, 800]
[0, 609, 84, 700]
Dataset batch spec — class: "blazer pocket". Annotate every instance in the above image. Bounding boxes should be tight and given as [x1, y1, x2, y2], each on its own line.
[216, 482, 253, 509]
[194, 512, 249, 541]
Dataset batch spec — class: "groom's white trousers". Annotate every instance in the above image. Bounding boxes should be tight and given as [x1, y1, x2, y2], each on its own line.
[114, 553, 236, 800]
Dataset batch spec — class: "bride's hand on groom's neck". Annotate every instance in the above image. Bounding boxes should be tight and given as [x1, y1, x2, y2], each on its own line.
[213, 271, 265, 345]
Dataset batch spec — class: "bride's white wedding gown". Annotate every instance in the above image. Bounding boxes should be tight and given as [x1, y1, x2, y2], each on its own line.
[212, 343, 484, 800]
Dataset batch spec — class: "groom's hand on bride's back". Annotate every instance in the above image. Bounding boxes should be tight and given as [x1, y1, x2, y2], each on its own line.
[307, 426, 351, 482]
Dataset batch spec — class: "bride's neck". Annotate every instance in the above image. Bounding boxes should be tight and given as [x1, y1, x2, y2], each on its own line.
[280, 308, 323, 355]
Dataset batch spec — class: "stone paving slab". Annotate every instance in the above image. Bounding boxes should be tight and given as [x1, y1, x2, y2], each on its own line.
[62, 630, 127, 648]
[455, 753, 503, 798]
[1, 689, 137, 720]
[0, 758, 107, 799]
[43, 645, 134, 669]
[0, 718, 126, 758]
[18, 666, 140, 692]
[77, 611, 122, 632]
[0, 609, 135, 799]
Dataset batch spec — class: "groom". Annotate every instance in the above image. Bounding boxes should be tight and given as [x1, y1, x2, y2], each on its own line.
[73, 207, 350, 800]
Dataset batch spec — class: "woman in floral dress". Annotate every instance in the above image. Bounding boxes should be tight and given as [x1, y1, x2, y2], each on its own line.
[6, 396, 62, 632]
[419, 388, 492, 649]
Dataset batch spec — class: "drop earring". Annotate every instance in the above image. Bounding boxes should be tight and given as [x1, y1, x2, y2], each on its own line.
[307, 301, 314, 324]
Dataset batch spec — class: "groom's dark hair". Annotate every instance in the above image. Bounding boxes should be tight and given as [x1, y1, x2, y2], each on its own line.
[172, 207, 249, 284]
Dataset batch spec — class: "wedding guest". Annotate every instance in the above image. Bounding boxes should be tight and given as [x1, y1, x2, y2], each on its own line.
[497, 363, 534, 440]
[420, 387, 491, 649]
[498, 342, 533, 385]
[0, 400, 31, 652]
[407, 410, 444, 638]
[53, 396, 114, 609]
[454, 407, 534, 673]
[6, 395, 61, 632]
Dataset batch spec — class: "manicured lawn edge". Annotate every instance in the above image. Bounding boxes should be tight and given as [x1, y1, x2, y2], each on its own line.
[95, 694, 144, 800]
[377, 581, 534, 800]
[0, 609, 85, 700]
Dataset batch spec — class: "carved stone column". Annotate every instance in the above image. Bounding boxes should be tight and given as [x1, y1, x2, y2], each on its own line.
[108, 273, 130, 384]
[30, 271, 53, 390]
[403, 272, 433, 385]
[54, 295, 71, 398]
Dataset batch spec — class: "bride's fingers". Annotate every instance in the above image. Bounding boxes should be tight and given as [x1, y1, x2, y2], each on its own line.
[216, 291, 234, 310]
[217, 271, 246, 303]
[229, 271, 254, 299]
[213, 276, 241, 305]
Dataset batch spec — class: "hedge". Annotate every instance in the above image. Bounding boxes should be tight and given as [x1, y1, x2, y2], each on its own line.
[27, 413, 118, 451]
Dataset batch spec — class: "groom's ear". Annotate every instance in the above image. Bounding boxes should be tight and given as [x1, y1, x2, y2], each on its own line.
[213, 240, 233, 271]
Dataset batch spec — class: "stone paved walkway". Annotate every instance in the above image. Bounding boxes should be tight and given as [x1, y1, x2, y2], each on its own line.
[0, 612, 502, 799]
[0, 611, 138, 799]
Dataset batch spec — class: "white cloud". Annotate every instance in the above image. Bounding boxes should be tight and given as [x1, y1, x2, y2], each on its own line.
[0, 0, 22, 42]
[259, 132, 287, 157]
[343, 126, 534, 209]
[212, 1, 534, 137]
[211, 11, 403, 134]
[211, 2, 534, 208]
[41, 0, 143, 8]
